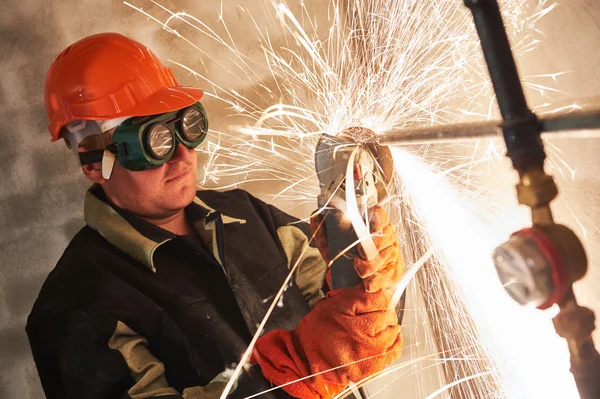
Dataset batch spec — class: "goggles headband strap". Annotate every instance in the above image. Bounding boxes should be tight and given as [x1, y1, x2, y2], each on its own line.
[78, 144, 123, 165]
[79, 150, 104, 165]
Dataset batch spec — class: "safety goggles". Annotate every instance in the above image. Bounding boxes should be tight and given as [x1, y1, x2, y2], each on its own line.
[79, 102, 208, 171]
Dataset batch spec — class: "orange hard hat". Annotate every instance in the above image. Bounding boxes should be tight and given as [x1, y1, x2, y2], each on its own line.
[44, 32, 204, 141]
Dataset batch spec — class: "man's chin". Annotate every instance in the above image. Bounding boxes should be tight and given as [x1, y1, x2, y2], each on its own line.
[169, 183, 197, 207]
[152, 196, 196, 220]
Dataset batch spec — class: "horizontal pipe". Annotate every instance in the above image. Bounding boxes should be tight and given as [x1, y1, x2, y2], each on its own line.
[378, 121, 499, 145]
[377, 109, 600, 145]
[542, 109, 600, 132]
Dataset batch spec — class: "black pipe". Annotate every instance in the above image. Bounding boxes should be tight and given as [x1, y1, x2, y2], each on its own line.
[463, 0, 544, 171]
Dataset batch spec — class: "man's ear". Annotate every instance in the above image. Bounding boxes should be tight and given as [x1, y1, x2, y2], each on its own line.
[79, 148, 107, 184]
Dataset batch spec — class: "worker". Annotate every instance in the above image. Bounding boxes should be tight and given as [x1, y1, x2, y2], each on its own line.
[26, 32, 405, 399]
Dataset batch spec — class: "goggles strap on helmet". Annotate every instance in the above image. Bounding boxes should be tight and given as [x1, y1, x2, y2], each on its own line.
[63, 117, 130, 152]
[63, 120, 103, 150]
[63, 117, 130, 181]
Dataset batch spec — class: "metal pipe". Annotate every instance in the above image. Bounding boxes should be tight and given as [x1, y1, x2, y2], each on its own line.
[464, 0, 544, 171]
[463, 0, 530, 122]
[379, 121, 499, 145]
[554, 293, 600, 399]
[543, 109, 600, 132]
[377, 108, 600, 145]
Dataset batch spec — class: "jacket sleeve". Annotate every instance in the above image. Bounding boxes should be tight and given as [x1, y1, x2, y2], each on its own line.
[26, 311, 181, 399]
[247, 192, 328, 309]
[27, 312, 241, 399]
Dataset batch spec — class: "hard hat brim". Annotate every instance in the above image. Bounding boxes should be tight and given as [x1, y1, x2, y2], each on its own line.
[49, 86, 204, 141]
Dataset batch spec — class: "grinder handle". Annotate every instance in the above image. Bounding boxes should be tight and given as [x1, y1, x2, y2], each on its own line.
[324, 209, 363, 289]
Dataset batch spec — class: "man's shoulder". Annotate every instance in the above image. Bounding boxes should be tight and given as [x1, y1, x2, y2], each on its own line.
[27, 226, 123, 320]
[51, 224, 121, 278]
[60, 224, 110, 261]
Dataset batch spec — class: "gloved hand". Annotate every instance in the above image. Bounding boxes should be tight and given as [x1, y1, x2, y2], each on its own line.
[252, 287, 402, 399]
[310, 206, 404, 293]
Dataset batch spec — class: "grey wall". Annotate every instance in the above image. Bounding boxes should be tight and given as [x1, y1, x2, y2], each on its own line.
[1, 1, 599, 399]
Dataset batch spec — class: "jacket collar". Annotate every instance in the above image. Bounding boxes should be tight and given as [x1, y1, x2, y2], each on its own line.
[84, 185, 245, 272]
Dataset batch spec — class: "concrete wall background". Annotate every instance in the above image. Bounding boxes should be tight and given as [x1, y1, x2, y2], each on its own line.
[0, 1, 599, 398]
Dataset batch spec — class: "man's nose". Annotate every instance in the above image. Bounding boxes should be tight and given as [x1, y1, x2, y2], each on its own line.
[168, 143, 192, 163]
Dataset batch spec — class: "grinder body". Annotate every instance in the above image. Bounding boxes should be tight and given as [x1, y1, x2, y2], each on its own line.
[315, 130, 394, 289]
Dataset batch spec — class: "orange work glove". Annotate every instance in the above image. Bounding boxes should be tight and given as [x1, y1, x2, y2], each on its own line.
[252, 287, 402, 399]
[310, 206, 404, 293]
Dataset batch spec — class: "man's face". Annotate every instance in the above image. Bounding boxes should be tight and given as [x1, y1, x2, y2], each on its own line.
[101, 140, 199, 219]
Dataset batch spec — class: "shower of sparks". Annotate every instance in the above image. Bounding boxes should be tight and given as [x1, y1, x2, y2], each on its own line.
[125, 0, 586, 398]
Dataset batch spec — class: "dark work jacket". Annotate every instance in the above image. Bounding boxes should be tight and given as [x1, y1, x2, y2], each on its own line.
[26, 186, 329, 399]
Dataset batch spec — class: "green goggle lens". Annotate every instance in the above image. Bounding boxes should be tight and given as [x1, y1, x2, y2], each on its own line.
[181, 107, 207, 142]
[145, 123, 175, 159]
